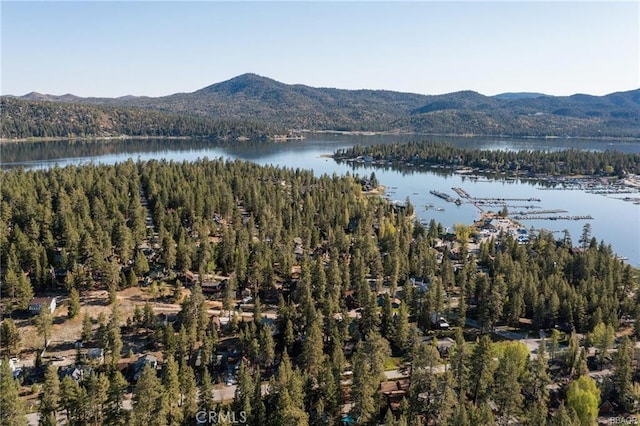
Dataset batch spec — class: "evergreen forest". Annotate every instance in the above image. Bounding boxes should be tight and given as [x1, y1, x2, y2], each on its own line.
[335, 141, 640, 177]
[0, 158, 638, 425]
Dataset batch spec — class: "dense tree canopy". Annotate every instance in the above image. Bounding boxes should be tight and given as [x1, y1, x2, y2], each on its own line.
[0, 156, 637, 425]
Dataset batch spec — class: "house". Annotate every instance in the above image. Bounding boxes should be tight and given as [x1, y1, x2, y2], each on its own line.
[261, 317, 278, 336]
[381, 379, 410, 415]
[133, 354, 158, 381]
[484, 218, 501, 230]
[59, 366, 85, 382]
[183, 270, 198, 286]
[28, 297, 57, 315]
[345, 291, 359, 310]
[86, 348, 105, 364]
[262, 284, 283, 304]
[0, 357, 18, 372]
[201, 280, 223, 295]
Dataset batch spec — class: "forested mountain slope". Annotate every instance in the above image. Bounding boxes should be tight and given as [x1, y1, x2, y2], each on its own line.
[8, 73, 640, 137]
[0, 96, 282, 139]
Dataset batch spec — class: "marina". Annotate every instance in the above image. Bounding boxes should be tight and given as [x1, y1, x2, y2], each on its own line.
[451, 187, 595, 222]
[2, 134, 637, 265]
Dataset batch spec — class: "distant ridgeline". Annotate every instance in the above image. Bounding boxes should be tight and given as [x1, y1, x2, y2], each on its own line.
[5, 74, 640, 137]
[334, 141, 640, 177]
[0, 97, 283, 140]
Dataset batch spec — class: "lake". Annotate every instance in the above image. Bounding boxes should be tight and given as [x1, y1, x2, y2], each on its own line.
[1, 134, 639, 266]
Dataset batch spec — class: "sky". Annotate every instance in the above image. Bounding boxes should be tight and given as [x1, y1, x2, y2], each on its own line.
[1, 1, 638, 98]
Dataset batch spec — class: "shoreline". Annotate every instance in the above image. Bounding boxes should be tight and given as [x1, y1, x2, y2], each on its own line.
[305, 129, 640, 142]
[3, 132, 640, 144]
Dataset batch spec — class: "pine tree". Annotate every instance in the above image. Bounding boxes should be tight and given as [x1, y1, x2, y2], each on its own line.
[381, 293, 394, 338]
[134, 250, 150, 277]
[1, 319, 21, 356]
[447, 401, 470, 426]
[233, 361, 253, 421]
[351, 332, 390, 423]
[199, 368, 215, 413]
[451, 327, 468, 397]
[468, 335, 496, 406]
[179, 363, 198, 422]
[613, 336, 634, 411]
[59, 375, 78, 423]
[250, 372, 266, 425]
[162, 356, 183, 425]
[131, 365, 165, 426]
[550, 402, 579, 426]
[272, 352, 308, 425]
[67, 287, 81, 319]
[284, 318, 295, 354]
[34, 307, 53, 348]
[39, 365, 60, 423]
[302, 318, 324, 377]
[259, 326, 275, 369]
[16, 270, 34, 311]
[0, 356, 27, 426]
[392, 302, 410, 352]
[82, 312, 93, 342]
[106, 318, 123, 370]
[85, 372, 109, 425]
[105, 369, 129, 424]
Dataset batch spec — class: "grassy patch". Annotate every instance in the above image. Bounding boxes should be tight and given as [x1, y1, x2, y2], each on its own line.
[385, 356, 403, 371]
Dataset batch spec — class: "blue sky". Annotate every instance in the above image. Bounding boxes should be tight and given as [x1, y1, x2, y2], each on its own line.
[1, 1, 638, 97]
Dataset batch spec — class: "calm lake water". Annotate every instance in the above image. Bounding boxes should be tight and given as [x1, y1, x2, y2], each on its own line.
[2, 134, 639, 266]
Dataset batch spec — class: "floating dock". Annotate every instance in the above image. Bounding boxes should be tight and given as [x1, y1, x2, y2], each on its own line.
[452, 187, 471, 198]
[511, 215, 593, 221]
[430, 190, 462, 205]
[513, 209, 568, 215]
[472, 197, 541, 203]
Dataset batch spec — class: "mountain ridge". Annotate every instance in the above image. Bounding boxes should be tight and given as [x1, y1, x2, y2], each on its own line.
[5, 74, 640, 137]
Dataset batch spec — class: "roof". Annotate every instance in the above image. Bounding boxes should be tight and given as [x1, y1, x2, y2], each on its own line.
[138, 354, 158, 363]
[87, 348, 104, 357]
[29, 297, 55, 305]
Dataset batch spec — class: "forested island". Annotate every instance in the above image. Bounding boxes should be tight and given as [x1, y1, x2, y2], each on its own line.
[334, 141, 640, 178]
[1, 158, 638, 425]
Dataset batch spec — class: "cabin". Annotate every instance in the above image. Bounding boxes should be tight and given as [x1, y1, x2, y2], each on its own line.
[262, 285, 283, 304]
[381, 379, 410, 415]
[28, 297, 57, 315]
[201, 279, 223, 295]
[133, 354, 158, 381]
[183, 270, 198, 286]
[86, 348, 105, 364]
[59, 366, 86, 383]
[345, 290, 359, 310]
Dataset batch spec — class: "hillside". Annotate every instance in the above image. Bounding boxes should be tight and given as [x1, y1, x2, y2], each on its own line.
[8, 74, 640, 137]
[0, 96, 283, 140]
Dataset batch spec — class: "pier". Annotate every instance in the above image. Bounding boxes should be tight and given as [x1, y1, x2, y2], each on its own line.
[430, 190, 462, 205]
[452, 187, 471, 198]
[510, 215, 593, 221]
[451, 187, 592, 219]
[472, 197, 541, 203]
[513, 209, 568, 215]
